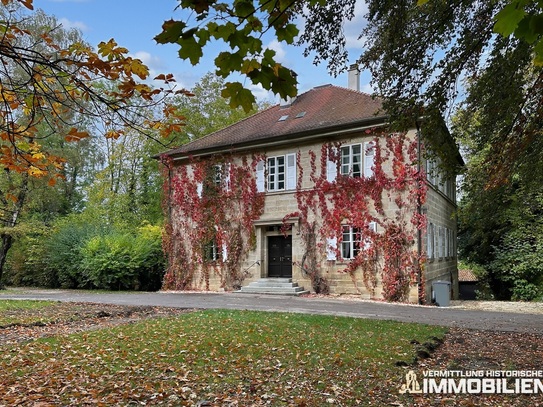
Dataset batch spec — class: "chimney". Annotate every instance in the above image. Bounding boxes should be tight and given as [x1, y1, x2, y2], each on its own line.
[348, 64, 360, 91]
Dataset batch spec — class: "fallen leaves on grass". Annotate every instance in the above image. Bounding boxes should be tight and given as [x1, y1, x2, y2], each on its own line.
[0, 306, 542, 406]
[0, 302, 192, 346]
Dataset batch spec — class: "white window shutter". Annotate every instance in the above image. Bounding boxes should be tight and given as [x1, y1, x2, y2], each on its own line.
[427, 223, 434, 259]
[286, 153, 296, 190]
[326, 237, 337, 261]
[326, 147, 337, 182]
[364, 222, 377, 249]
[224, 164, 231, 191]
[426, 158, 434, 185]
[196, 182, 203, 198]
[222, 242, 228, 262]
[256, 160, 265, 192]
[364, 141, 375, 178]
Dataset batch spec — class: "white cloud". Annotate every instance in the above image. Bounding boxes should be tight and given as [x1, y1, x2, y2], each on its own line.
[248, 83, 276, 104]
[58, 17, 88, 32]
[344, 1, 368, 50]
[266, 39, 288, 64]
[360, 82, 376, 95]
[133, 51, 164, 71]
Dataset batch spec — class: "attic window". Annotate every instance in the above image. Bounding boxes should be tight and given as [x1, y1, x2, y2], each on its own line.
[295, 111, 306, 118]
[278, 115, 289, 122]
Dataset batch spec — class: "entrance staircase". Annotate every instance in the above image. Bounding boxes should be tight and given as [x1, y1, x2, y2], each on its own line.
[238, 278, 309, 296]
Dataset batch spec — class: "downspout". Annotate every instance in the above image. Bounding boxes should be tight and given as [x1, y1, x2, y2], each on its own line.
[415, 118, 424, 304]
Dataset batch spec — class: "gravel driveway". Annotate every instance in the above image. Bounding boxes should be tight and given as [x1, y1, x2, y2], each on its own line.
[1, 288, 542, 334]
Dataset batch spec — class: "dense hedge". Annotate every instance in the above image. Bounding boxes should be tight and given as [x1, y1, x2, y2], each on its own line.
[5, 221, 165, 291]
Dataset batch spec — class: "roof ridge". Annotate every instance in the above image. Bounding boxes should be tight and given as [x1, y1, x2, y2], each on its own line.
[179, 103, 278, 150]
[330, 84, 379, 99]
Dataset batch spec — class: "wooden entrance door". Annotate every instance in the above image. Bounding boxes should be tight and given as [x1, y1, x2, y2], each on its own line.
[267, 235, 292, 278]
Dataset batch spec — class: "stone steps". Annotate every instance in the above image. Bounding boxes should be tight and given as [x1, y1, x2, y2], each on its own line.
[238, 278, 310, 296]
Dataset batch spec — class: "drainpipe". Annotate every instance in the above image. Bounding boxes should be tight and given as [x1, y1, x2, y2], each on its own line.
[415, 118, 424, 304]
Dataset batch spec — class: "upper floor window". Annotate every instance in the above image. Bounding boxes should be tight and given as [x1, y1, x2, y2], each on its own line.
[256, 153, 297, 192]
[197, 164, 230, 197]
[328, 142, 375, 182]
[341, 144, 362, 177]
[268, 156, 285, 191]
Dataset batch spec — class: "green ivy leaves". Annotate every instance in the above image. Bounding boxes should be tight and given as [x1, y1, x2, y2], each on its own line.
[154, 0, 299, 111]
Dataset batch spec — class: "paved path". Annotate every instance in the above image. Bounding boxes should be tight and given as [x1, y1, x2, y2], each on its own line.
[1, 289, 542, 334]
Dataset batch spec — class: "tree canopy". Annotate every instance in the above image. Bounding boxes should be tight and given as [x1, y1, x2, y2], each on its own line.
[159, 0, 542, 183]
[0, 0, 190, 287]
[0, 0, 187, 178]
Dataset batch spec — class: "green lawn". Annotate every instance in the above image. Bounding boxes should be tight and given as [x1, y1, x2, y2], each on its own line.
[0, 308, 446, 406]
[0, 299, 58, 326]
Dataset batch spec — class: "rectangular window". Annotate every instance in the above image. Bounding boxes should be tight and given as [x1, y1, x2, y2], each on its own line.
[212, 164, 231, 190]
[342, 226, 360, 259]
[204, 239, 218, 262]
[341, 222, 377, 259]
[340, 144, 362, 178]
[262, 154, 297, 192]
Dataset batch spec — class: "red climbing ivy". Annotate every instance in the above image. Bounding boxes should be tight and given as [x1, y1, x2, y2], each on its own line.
[161, 154, 264, 290]
[161, 131, 427, 302]
[285, 131, 427, 302]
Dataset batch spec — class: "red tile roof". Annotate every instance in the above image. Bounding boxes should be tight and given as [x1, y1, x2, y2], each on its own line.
[164, 85, 385, 157]
[458, 269, 479, 282]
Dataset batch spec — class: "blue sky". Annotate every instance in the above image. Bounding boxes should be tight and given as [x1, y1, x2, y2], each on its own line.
[33, 0, 372, 103]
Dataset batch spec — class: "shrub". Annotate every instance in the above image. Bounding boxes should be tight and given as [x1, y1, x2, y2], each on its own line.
[45, 217, 103, 288]
[489, 227, 543, 301]
[81, 224, 164, 291]
[4, 223, 52, 287]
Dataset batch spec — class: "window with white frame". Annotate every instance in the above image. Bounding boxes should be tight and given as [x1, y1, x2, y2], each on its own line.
[213, 164, 231, 190]
[340, 222, 377, 260]
[326, 222, 376, 261]
[341, 144, 362, 177]
[341, 226, 360, 259]
[203, 238, 227, 262]
[267, 156, 285, 191]
[337, 142, 375, 179]
[256, 153, 297, 192]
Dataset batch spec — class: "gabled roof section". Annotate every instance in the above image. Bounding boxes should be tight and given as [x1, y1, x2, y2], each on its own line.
[164, 85, 385, 158]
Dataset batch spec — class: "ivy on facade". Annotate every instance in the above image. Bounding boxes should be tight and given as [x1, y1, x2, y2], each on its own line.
[161, 131, 428, 302]
[161, 155, 265, 290]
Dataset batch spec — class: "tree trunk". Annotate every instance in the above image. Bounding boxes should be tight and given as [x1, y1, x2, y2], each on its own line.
[0, 234, 13, 289]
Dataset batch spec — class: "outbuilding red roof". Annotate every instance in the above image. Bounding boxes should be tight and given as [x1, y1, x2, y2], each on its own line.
[164, 84, 385, 157]
[458, 269, 479, 282]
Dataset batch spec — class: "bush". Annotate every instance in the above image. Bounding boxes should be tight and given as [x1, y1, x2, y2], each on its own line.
[45, 217, 103, 288]
[489, 227, 543, 301]
[4, 223, 53, 287]
[81, 224, 164, 291]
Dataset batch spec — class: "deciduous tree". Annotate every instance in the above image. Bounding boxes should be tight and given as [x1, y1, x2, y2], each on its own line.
[0, 0, 188, 286]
